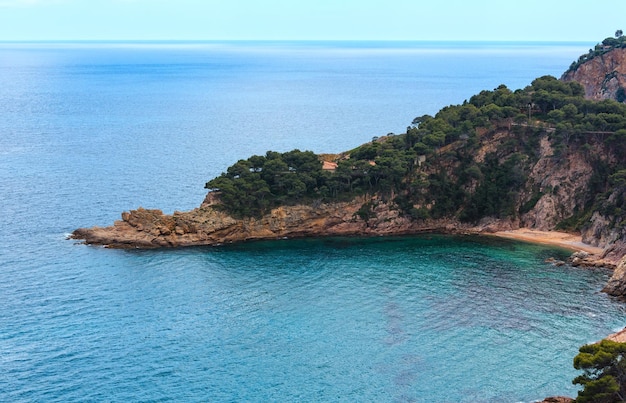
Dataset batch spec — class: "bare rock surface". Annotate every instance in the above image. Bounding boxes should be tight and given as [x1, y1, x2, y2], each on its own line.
[562, 47, 626, 102]
[603, 255, 626, 298]
[71, 196, 476, 249]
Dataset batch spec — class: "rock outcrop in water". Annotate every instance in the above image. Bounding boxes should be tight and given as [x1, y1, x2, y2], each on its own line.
[72, 194, 486, 249]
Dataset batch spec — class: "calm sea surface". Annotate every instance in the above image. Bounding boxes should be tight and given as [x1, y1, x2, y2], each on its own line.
[1, 41, 625, 402]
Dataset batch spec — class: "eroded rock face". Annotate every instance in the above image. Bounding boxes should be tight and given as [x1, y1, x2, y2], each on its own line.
[520, 137, 594, 230]
[71, 197, 476, 249]
[602, 254, 626, 298]
[562, 47, 626, 102]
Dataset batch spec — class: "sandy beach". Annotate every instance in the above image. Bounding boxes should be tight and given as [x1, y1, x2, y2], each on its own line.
[493, 228, 626, 345]
[491, 228, 604, 256]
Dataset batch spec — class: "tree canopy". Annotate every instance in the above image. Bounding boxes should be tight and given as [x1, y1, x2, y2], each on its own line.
[573, 340, 626, 402]
[568, 34, 626, 72]
[206, 73, 626, 229]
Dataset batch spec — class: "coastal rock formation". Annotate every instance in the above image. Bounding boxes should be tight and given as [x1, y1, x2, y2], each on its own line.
[71, 195, 479, 249]
[519, 137, 594, 231]
[557, 45, 626, 298]
[602, 255, 626, 298]
[562, 47, 626, 102]
[71, 129, 602, 253]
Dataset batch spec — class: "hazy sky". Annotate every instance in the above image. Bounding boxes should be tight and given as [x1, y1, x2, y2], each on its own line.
[0, 0, 624, 42]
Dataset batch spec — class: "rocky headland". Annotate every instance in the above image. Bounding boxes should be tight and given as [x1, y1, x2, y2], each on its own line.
[72, 193, 482, 249]
[73, 41, 626, 301]
[71, 127, 626, 296]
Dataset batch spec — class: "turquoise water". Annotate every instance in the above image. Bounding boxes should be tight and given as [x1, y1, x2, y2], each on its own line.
[1, 41, 625, 401]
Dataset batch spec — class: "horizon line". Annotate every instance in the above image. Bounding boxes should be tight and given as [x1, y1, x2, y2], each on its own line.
[0, 38, 598, 44]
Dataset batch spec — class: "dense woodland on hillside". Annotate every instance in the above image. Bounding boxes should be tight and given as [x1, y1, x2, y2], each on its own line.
[206, 47, 626, 236]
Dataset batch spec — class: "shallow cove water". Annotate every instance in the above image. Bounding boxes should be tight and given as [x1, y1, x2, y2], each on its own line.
[5, 235, 626, 402]
[2, 41, 626, 401]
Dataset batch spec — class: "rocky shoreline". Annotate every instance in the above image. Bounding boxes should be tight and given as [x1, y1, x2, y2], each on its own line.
[71, 192, 623, 275]
[71, 194, 480, 249]
[70, 192, 609, 250]
[72, 189, 626, 306]
[72, 206, 616, 271]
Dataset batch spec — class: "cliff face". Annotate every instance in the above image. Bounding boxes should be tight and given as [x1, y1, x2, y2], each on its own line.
[519, 137, 594, 230]
[72, 195, 480, 249]
[562, 47, 626, 102]
[560, 47, 626, 271]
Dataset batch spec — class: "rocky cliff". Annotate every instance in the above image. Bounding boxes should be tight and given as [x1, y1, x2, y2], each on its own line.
[560, 46, 626, 298]
[562, 47, 626, 102]
[518, 137, 594, 230]
[519, 137, 626, 258]
[71, 194, 485, 249]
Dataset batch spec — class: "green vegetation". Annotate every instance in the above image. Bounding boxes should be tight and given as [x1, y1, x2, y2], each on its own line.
[573, 340, 626, 402]
[205, 150, 325, 217]
[568, 30, 626, 73]
[206, 53, 626, 231]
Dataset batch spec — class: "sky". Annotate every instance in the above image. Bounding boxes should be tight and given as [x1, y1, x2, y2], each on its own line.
[0, 0, 624, 42]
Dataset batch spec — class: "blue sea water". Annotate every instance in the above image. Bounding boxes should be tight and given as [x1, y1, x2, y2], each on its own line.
[1, 41, 625, 402]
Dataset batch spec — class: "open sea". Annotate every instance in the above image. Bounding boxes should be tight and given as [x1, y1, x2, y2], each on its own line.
[2, 41, 626, 402]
